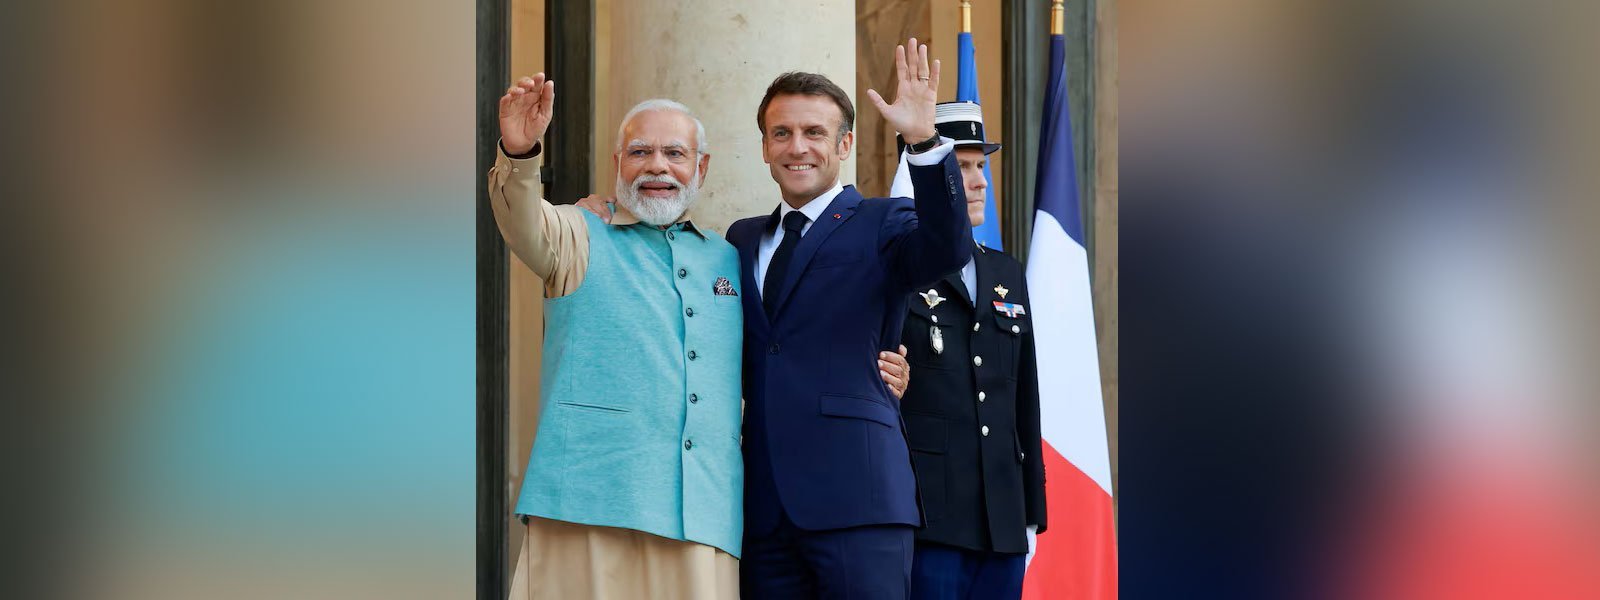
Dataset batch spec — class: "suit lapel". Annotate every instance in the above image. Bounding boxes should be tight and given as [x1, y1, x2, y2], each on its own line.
[973, 246, 997, 315]
[742, 208, 781, 332]
[770, 186, 863, 319]
[942, 269, 972, 307]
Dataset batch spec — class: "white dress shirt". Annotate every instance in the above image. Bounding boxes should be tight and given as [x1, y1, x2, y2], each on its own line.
[959, 255, 978, 303]
[755, 139, 956, 296]
[755, 182, 842, 294]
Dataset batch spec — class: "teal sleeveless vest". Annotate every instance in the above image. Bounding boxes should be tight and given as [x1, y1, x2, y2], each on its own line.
[515, 210, 744, 557]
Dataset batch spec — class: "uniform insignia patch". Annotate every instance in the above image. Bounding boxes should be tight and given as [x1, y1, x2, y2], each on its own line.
[992, 301, 1026, 318]
[920, 288, 946, 308]
[993, 283, 1009, 299]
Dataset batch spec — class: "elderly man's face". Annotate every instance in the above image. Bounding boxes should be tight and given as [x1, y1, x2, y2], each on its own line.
[613, 110, 708, 225]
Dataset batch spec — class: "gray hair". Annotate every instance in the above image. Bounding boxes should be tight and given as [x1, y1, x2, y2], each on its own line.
[615, 98, 708, 155]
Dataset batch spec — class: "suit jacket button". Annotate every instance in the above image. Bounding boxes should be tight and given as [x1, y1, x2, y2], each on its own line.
[769, 343, 780, 354]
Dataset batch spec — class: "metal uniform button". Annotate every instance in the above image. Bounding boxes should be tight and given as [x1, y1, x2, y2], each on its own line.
[677, 268, 688, 279]
[684, 439, 693, 450]
[981, 425, 990, 437]
[1012, 324, 1020, 334]
[689, 393, 698, 404]
[973, 355, 983, 367]
[931, 315, 938, 323]
[978, 391, 986, 402]
[685, 307, 695, 317]
[973, 322, 981, 332]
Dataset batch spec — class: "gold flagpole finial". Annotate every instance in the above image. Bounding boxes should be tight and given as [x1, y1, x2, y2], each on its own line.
[961, 1, 972, 34]
[1051, 0, 1064, 36]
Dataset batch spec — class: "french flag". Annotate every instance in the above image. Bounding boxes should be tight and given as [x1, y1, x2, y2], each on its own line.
[1021, 30, 1118, 600]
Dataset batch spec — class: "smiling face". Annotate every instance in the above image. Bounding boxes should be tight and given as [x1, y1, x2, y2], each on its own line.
[955, 147, 990, 226]
[612, 109, 710, 225]
[760, 94, 854, 208]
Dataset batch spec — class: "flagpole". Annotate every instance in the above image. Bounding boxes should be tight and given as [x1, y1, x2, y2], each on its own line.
[1052, 0, 1064, 36]
[961, 0, 971, 33]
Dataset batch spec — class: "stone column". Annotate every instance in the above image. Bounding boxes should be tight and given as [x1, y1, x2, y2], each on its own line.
[597, 0, 857, 234]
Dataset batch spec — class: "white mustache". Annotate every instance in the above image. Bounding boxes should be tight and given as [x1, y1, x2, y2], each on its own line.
[631, 173, 685, 192]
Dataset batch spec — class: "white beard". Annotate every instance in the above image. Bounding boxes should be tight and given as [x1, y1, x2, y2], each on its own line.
[615, 171, 700, 226]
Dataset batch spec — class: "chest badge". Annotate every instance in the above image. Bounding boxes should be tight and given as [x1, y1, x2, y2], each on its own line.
[993, 301, 1027, 318]
[713, 276, 738, 296]
[920, 288, 946, 309]
[929, 323, 945, 354]
[994, 283, 1010, 299]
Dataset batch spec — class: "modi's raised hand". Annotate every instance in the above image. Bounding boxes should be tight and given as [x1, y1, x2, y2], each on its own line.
[499, 73, 555, 156]
[865, 38, 940, 144]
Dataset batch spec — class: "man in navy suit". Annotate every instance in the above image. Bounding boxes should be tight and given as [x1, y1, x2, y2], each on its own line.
[726, 38, 973, 599]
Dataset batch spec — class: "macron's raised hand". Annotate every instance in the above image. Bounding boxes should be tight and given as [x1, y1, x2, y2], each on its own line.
[499, 73, 555, 156]
[865, 37, 940, 144]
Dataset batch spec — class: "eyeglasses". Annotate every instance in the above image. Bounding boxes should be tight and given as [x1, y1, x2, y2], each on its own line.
[621, 145, 697, 165]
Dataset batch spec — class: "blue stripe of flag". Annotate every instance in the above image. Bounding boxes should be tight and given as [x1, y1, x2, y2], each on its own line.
[1034, 34, 1086, 247]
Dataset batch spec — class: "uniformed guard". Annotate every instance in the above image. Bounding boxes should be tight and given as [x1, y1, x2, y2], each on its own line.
[897, 101, 1046, 600]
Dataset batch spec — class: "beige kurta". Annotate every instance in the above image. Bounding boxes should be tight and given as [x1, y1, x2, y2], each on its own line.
[490, 143, 739, 599]
[507, 518, 740, 600]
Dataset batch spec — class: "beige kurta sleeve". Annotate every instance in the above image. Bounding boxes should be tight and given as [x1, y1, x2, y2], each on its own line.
[487, 142, 592, 297]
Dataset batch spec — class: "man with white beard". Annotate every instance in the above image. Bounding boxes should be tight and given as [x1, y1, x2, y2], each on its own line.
[489, 75, 744, 599]
[488, 76, 910, 599]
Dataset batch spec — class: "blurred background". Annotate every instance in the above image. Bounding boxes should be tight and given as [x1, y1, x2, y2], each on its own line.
[1120, 0, 1600, 598]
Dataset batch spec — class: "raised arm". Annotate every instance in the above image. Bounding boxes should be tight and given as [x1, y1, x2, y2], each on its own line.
[867, 39, 973, 289]
[487, 74, 591, 297]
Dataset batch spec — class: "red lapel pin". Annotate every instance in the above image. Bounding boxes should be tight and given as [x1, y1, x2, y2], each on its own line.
[832, 213, 842, 219]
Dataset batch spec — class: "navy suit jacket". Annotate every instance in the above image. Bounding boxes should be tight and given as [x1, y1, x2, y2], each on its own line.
[728, 151, 973, 536]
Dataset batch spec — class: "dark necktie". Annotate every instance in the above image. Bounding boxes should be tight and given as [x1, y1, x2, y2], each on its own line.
[763, 211, 809, 317]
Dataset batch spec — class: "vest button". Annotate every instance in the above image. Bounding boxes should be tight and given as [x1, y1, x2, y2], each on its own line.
[686, 307, 695, 317]
[689, 393, 699, 404]
[688, 350, 698, 360]
[667, 231, 676, 240]
[678, 268, 688, 278]
[684, 439, 693, 450]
